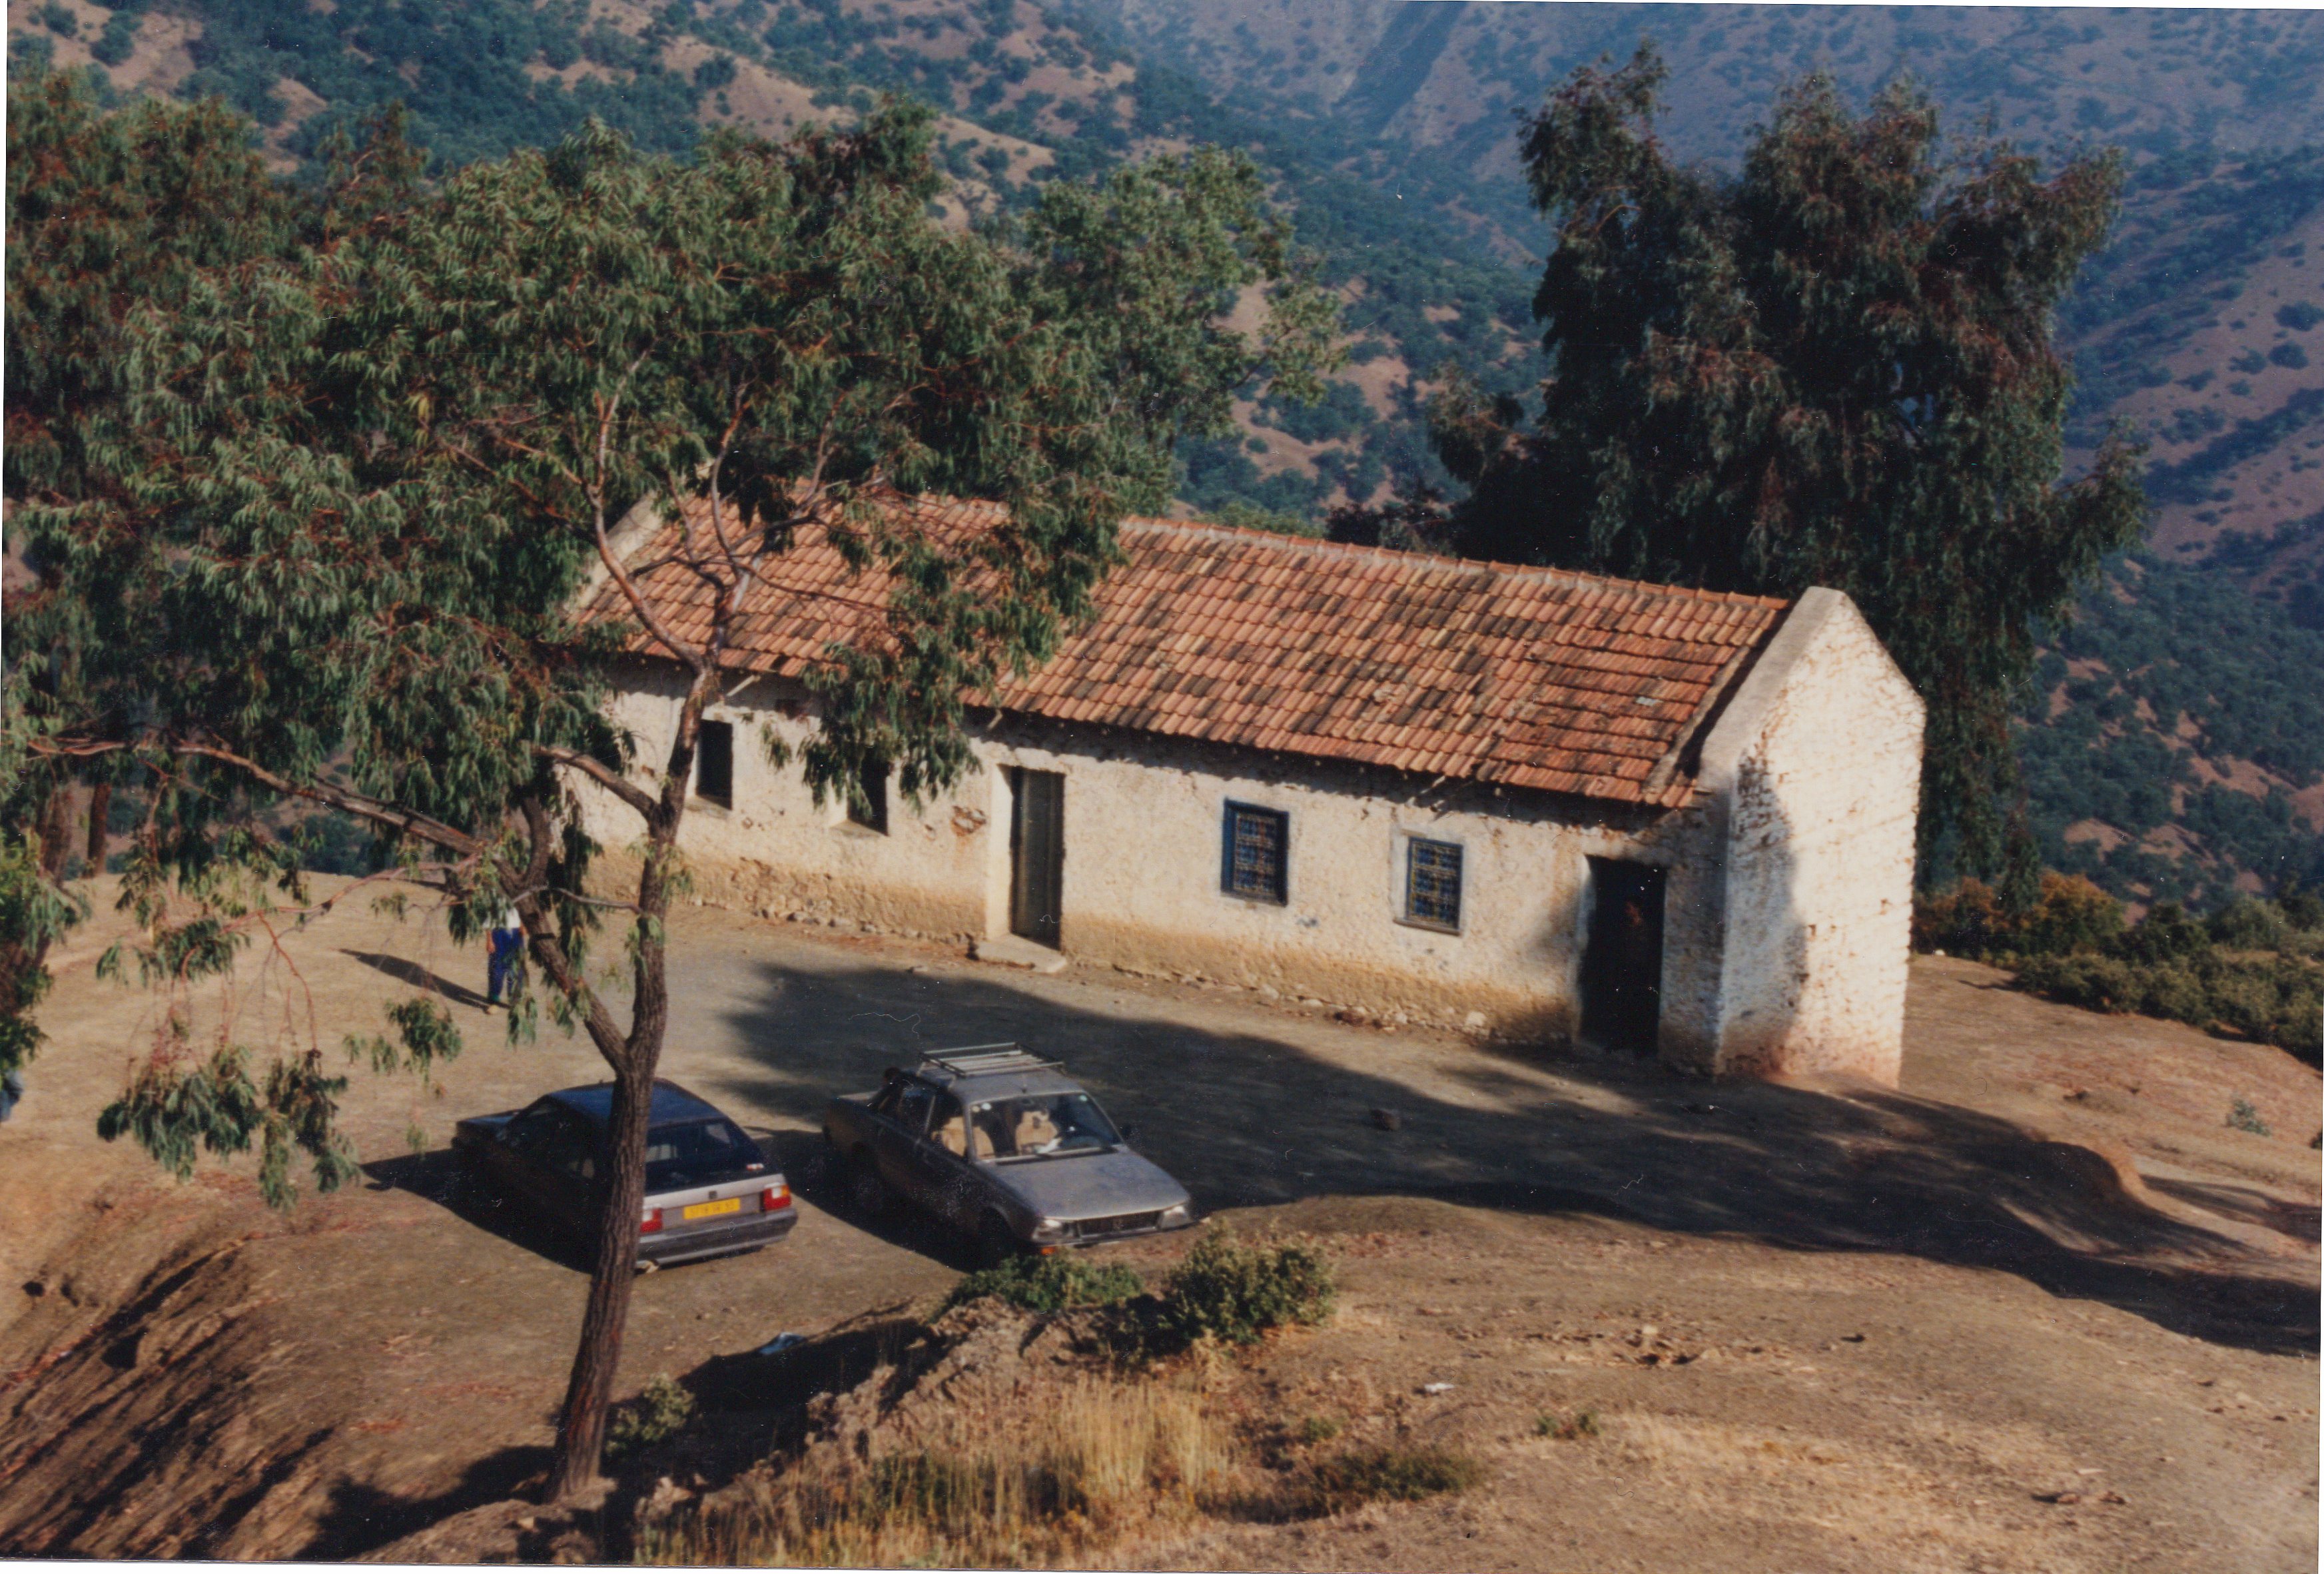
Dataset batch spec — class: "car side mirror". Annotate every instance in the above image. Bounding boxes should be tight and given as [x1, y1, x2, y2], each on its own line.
[1118, 1122, 1138, 1141]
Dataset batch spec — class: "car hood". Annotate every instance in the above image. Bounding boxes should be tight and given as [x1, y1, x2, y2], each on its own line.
[988, 1148, 1189, 1221]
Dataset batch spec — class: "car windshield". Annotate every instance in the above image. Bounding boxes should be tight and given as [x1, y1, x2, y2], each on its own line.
[643, 1118, 763, 1190]
[970, 1092, 1122, 1161]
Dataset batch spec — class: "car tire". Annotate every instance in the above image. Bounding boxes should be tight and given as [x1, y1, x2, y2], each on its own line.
[847, 1151, 891, 1218]
[976, 1214, 1022, 1270]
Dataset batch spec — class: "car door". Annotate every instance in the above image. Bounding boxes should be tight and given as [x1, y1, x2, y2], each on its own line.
[535, 1110, 603, 1237]
[492, 1103, 564, 1206]
[911, 1092, 983, 1228]
[873, 1080, 939, 1204]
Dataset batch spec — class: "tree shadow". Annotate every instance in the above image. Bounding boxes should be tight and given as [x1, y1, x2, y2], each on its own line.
[697, 952, 2318, 1358]
[297, 1443, 554, 1560]
[340, 949, 492, 1010]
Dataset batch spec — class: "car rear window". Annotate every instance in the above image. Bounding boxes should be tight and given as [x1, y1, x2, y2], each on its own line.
[644, 1119, 763, 1190]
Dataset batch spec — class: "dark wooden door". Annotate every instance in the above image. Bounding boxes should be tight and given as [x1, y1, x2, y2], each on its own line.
[1579, 857, 1665, 1052]
[1010, 769, 1065, 945]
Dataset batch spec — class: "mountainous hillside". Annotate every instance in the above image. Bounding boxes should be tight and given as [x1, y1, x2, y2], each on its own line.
[8, 0, 2319, 905]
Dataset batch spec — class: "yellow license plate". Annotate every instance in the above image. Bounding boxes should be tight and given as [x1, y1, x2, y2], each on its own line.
[682, 1197, 743, 1221]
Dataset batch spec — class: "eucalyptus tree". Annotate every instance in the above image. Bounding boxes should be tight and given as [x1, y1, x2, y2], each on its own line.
[3, 68, 308, 1086]
[1431, 48, 2146, 894]
[13, 93, 1334, 1496]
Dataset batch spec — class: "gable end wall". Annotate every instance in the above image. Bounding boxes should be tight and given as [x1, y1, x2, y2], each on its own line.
[1696, 588, 1925, 1084]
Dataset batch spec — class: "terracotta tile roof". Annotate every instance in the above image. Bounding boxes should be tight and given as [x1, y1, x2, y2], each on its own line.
[582, 495, 1790, 807]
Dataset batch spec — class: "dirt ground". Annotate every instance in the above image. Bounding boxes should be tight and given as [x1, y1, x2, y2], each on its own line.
[0, 878, 2317, 1567]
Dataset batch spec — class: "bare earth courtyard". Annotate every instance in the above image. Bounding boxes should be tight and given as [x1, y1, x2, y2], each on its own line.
[0, 879, 2316, 1569]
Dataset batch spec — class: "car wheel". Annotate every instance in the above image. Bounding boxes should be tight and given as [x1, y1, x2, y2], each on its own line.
[976, 1214, 1022, 1270]
[847, 1152, 891, 1218]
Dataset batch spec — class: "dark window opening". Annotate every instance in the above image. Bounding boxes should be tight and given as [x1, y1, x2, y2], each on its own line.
[1222, 802, 1289, 903]
[1404, 837, 1463, 930]
[849, 755, 889, 834]
[695, 719, 733, 807]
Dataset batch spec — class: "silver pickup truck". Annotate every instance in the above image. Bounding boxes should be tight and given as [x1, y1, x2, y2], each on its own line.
[822, 1044, 1195, 1264]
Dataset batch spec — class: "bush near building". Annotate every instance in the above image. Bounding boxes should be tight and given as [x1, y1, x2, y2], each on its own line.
[1915, 875, 2324, 1062]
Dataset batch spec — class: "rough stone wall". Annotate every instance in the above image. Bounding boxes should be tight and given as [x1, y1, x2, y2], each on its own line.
[1701, 591, 1924, 1084]
[570, 663, 1719, 1039]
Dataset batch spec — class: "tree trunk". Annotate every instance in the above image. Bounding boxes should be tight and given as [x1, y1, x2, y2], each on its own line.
[542, 1054, 657, 1501]
[540, 805, 682, 1501]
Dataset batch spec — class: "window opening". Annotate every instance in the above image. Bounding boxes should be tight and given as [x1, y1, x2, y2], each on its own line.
[1404, 837, 1463, 930]
[1222, 802, 1289, 903]
[695, 719, 733, 807]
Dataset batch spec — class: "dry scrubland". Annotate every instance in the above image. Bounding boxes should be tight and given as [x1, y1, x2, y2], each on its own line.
[0, 879, 2316, 1569]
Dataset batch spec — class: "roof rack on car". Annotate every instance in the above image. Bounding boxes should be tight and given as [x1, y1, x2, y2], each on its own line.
[919, 1044, 1062, 1078]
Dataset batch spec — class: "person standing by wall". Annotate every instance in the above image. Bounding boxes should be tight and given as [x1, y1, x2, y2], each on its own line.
[486, 905, 524, 1010]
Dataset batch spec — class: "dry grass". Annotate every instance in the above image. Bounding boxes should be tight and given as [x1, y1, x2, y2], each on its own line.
[637, 1377, 1232, 1567]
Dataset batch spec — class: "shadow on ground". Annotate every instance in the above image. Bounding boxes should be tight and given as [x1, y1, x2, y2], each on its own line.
[697, 953, 2318, 1358]
[341, 949, 493, 1010]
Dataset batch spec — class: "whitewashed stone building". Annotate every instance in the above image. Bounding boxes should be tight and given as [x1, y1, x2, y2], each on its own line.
[575, 497, 1924, 1085]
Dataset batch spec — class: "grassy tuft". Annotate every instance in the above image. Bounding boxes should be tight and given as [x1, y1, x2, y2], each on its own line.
[636, 1378, 1228, 1566]
[1537, 1407, 1600, 1439]
[1302, 1445, 1481, 1513]
[945, 1251, 1145, 1314]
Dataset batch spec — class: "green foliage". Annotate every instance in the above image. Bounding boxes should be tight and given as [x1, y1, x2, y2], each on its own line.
[2279, 302, 2324, 331]
[605, 1374, 699, 1461]
[344, 996, 464, 1084]
[1537, 1408, 1601, 1439]
[1913, 873, 2126, 960]
[945, 1252, 1145, 1314]
[1148, 1227, 1336, 1350]
[0, 835, 89, 1078]
[2010, 947, 2321, 1060]
[2227, 1096, 2273, 1136]
[1924, 878, 2324, 1060]
[1437, 48, 2146, 895]
[1303, 1446, 1481, 1511]
[96, 1042, 360, 1207]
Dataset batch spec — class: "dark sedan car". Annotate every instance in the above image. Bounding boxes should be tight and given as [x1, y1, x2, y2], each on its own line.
[452, 1080, 795, 1268]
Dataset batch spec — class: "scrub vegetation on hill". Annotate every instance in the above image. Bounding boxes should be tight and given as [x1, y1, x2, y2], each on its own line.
[1916, 873, 2324, 1059]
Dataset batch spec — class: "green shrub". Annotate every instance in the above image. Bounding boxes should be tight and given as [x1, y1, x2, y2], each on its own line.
[2211, 897, 2287, 950]
[1304, 1446, 1480, 1512]
[1151, 1227, 1336, 1348]
[605, 1374, 697, 1461]
[1294, 1415, 1342, 1445]
[2227, 1097, 2272, 1136]
[1536, 1408, 1599, 1439]
[945, 1252, 1144, 1314]
[1914, 873, 2122, 961]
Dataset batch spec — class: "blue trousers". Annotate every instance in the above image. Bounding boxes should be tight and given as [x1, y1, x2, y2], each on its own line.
[487, 929, 524, 1002]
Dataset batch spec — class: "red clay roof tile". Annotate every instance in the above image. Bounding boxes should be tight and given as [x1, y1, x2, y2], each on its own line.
[580, 496, 1789, 807]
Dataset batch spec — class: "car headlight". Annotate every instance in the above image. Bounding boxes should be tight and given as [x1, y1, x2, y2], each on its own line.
[1158, 1204, 1192, 1226]
[1031, 1216, 1068, 1242]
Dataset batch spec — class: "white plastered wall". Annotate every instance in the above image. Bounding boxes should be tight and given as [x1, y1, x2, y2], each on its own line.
[1687, 588, 1926, 1085]
[570, 662, 1722, 1038]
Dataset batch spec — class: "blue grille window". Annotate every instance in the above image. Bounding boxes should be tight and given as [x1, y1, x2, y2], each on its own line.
[1404, 838, 1463, 931]
[1222, 803, 1289, 904]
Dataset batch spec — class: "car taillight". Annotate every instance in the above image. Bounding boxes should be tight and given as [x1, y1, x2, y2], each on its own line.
[640, 1206, 664, 1234]
[760, 1184, 791, 1212]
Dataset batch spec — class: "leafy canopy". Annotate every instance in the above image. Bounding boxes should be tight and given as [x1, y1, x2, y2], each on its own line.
[1431, 48, 2147, 893]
